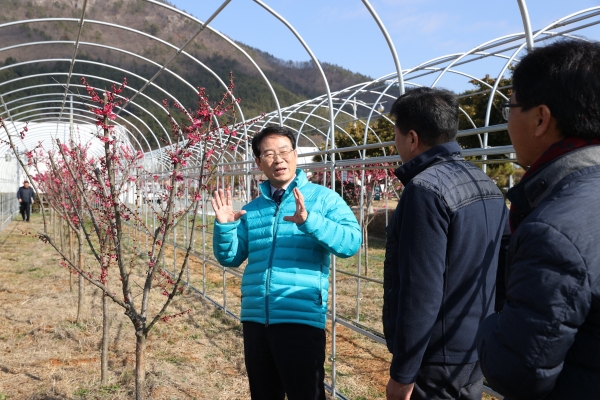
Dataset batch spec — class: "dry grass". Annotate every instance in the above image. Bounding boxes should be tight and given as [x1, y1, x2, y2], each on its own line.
[0, 212, 499, 400]
[0, 215, 248, 399]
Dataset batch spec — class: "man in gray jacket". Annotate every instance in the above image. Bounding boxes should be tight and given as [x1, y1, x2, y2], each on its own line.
[17, 180, 35, 222]
[477, 39, 600, 399]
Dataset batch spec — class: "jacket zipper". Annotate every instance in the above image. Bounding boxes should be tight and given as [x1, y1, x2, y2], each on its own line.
[265, 201, 281, 327]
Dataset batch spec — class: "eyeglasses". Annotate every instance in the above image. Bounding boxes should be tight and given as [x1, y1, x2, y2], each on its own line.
[259, 148, 295, 161]
[500, 102, 524, 121]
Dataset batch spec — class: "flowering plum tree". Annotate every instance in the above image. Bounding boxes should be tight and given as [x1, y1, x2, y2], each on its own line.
[34, 139, 92, 325]
[1, 74, 258, 399]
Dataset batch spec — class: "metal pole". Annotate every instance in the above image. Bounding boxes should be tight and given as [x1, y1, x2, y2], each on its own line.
[69, 94, 73, 142]
[15, 147, 20, 188]
[223, 264, 227, 314]
[173, 221, 177, 274]
[509, 153, 516, 189]
[385, 174, 389, 226]
[356, 169, 365, 323]
[482, 134, 488, 173]
[330, 108, 338, 398]
[517, 0, 535, 51]
[202, 188, 207, 295]
[360, 0, 404, 96]
[185, 172, 190, 285]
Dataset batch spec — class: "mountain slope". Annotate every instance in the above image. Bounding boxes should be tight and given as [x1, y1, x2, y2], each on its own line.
[0, 0, 372, 146]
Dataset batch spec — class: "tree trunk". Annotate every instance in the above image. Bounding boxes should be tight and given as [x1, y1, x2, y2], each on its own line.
[69, 227, 73, 292]
[69, 226, 74, 258]
[101, 293, 109, 385]
[51, 208, 55, 240]
[59, 218, 64, 252]
[76, 232, 84, 324]
[135, 332, 147, 400]
[76, 275, 84, 324]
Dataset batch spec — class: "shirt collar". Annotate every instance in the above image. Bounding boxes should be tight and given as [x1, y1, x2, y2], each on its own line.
[270, 175, 296, 195]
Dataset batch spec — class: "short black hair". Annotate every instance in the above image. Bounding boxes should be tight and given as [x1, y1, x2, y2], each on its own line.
[513, 39, 600, 140]
[251, 126, 297, 158]
[389, 87, 459, 146]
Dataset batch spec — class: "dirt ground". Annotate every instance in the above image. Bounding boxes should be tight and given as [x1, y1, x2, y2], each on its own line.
[0, 215, 249, 399]
[0, 214, 498, 400]
[0, 215, 392, 399]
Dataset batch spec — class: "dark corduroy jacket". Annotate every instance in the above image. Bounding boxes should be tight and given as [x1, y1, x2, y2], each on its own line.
[383, 141, 508, 384]
[477, 144, 600, 399]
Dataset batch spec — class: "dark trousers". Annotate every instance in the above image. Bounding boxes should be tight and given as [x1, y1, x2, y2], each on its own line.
[242, 322, 326, 400]
[411, 361, 483, 400]
[19, 202, 30, 221]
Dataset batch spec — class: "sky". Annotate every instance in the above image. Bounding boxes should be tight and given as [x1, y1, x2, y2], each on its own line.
[166, 0, 599, 88]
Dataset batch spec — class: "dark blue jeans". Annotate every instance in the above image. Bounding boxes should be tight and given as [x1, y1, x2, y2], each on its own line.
[411, 361, 484, 400]
[242, 322, 326, 400]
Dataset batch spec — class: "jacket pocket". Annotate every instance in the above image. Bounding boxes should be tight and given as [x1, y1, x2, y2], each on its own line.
[313, 288, 323, 306]
[315, 291, 323, 306]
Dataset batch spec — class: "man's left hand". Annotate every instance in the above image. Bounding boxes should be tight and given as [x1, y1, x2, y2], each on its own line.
[283, 188, 308, 225]
[386, 378, 414, 400]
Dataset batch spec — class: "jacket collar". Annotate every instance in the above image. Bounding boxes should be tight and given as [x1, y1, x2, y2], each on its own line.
[394, 141, 463, 185]
[259, 168, 307, 202]
[507, 144, 600, 230]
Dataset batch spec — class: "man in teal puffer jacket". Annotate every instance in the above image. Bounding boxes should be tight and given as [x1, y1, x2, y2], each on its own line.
[211, 126, 361, 400]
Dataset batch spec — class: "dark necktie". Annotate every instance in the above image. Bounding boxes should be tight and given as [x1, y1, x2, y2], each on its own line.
[272, 188, 285, 205]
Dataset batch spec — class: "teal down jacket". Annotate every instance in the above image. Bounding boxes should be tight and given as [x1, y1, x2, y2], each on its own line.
[213, 169, 361, 329]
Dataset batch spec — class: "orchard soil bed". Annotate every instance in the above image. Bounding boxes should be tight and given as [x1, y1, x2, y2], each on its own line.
[0, 214, 498, 400]
[0, 216, 248, 399]
[0, 215, 390, 399]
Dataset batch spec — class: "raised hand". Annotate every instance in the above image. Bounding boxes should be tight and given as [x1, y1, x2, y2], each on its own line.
[283, 187, 308, 225]
[210, 188, 246, 223]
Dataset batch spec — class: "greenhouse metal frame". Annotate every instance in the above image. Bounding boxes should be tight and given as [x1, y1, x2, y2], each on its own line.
[1, 1, 600, 398]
